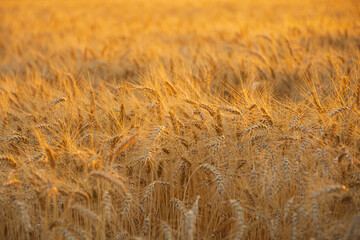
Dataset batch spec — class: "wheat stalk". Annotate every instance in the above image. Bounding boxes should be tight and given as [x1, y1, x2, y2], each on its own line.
[15, 201, 32, 233]
[51, 97, 67, 106]
[199, 164, 225, 195]
[89, 171, 126, 192]
[161, 221, 173, 240]
[230, 199, 245, 240]
[72, 204, 100, 221]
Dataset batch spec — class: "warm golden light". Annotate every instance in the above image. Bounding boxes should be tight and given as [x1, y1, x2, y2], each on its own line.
[0, 0, 359, 239]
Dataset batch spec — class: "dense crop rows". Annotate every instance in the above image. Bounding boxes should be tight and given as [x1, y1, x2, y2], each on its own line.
[0, 0, 359, 239]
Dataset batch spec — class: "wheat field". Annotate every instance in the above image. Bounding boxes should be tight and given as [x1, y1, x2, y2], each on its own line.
[0, 0, 360, 239]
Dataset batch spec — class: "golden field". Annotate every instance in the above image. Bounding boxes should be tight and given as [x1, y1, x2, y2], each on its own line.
[0, 0, 360, 239]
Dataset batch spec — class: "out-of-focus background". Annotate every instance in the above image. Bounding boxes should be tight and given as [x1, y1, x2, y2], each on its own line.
[1, 0, 359, 98]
